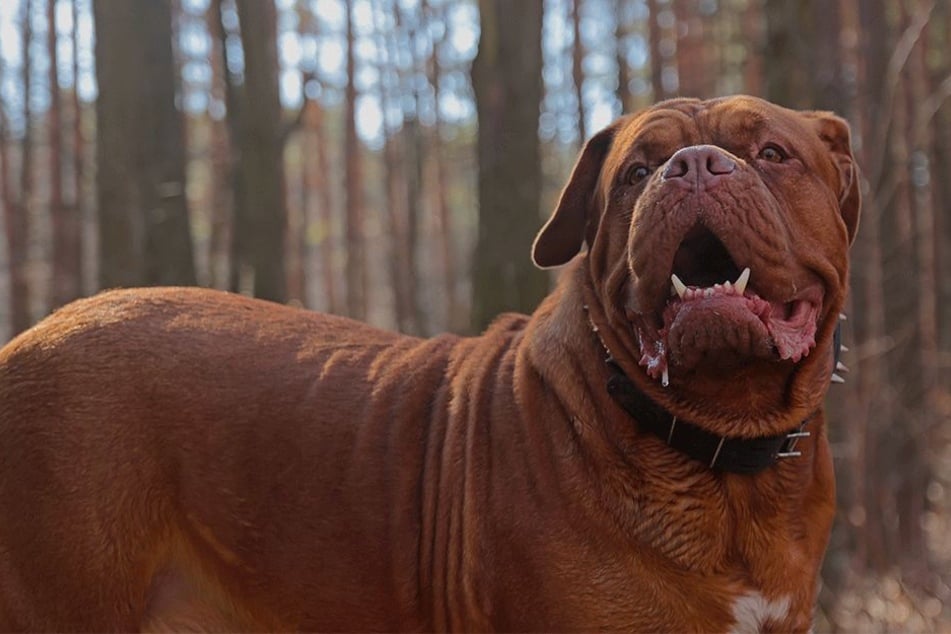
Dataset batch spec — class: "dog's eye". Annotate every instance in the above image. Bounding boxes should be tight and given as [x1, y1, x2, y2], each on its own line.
[626, 165, 651, 183]
[758, 144, 786, 163]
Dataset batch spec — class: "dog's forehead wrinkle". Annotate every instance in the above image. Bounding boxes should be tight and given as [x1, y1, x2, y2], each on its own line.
[615, 108, 698, 161]
[614, 102, 817, 168]
[701, 103, 819, 160]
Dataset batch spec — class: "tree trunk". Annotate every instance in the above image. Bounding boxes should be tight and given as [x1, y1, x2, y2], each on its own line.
[645, 0, 667, 101]
[932, 10, 951, 393]
[428, 3, 460, 331]
[373, 0, 411, 331]
[852, 0, 894, 575]
[210, 0, 246, 294]
[70, 0, 86, 296]
[471, 0, 547, 332]
[287, 138, 307, 306]
[49, 0, 79, 309]
[11, 0, 34, 334]
[0, 65, 11, 241]
[885, 40, 917, 569]
[397, 1, 428, 335]
[911, 3, 941, 411]
[615, 0, 633, 114]
[0, 54, 21, 339]
[294, 0, 339, 315]
[205, 0, 232, 290]
[93, 0, 196, 289]
[311, 102, 339, 315]
[233, 0, 288, 303]
[741, 0, 764, 95]
[895, 0, 933, 572]
[674, 0, 708, 97]
[763, 0, 816, 108]
[571, 0, 587, 142]
[812, 0, 847, 113]
[343, 0, 367, 320]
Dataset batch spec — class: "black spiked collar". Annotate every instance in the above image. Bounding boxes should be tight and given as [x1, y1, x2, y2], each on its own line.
[604, 361, 811, 474]
[587, 306, 843, 475]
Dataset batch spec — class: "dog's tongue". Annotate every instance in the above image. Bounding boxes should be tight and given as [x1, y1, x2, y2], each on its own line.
[635, 278, 818, 383]
[664, 294, 774, 368]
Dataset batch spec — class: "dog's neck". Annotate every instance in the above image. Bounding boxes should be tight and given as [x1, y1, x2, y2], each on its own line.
[577, 263, 840, 475]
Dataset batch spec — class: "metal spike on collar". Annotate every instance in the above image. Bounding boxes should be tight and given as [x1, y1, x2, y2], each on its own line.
[832, 319, 848, 385]
[585, 311, 614, 360]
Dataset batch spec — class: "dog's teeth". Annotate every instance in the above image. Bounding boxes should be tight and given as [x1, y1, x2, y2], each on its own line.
[840, 345, 849, 353]
[831, 373, 845, 384]
[704, 288, 714, 298]
[734, 267, 750, 295]
[662, 368, 669, 387]
[836, 361, 850, 373]
[839, 313, 847, 321]
[671, 274, 687, 299]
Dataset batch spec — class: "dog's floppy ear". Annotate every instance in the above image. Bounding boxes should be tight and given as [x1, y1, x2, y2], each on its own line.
[805, 112, 861, 244]
[532, 123, 618, 268]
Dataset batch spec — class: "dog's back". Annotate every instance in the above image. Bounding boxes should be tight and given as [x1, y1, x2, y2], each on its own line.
[0, 287, 480, 630]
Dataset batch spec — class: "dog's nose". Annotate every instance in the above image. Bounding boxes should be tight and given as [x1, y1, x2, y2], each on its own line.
[662, 145, 736, 186]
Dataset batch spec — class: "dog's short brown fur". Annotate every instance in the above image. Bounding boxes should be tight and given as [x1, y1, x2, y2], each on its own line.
[0, 96, 858, 631]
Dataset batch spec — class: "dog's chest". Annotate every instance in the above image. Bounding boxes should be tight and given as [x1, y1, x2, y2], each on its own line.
[728, 590, 793, 633]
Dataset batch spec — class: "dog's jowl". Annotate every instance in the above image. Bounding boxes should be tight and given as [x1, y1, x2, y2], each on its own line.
[0, 96, 858, 632]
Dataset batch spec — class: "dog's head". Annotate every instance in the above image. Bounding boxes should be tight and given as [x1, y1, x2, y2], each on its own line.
[534, 96, 859, 431]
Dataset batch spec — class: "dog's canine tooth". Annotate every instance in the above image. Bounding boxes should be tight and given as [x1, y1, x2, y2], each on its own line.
[671, 274, 687, 299]
[734, 267, 751, 295]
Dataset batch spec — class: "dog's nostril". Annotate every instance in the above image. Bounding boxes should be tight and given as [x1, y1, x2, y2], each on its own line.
[663, 159, 689, 180]
[706, 152, 736, 176]
[663, 146, 736, 182]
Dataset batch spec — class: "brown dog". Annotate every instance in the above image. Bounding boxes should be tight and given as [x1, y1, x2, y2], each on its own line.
[0, 95, 858, 632]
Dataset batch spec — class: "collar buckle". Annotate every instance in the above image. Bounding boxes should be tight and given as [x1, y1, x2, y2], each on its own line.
[776, 429, 811, 459]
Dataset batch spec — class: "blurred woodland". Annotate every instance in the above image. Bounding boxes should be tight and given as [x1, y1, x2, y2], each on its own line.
[0, 0, 950, 630]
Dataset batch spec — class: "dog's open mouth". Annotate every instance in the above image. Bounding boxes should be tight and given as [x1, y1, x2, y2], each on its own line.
[635, 225, 820, 385]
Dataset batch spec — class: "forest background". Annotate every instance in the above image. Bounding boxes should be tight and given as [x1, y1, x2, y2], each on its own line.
[0, 0, 949, 630]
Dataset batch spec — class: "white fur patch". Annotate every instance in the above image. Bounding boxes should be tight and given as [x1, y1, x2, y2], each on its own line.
[728, 591, 791, 634]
